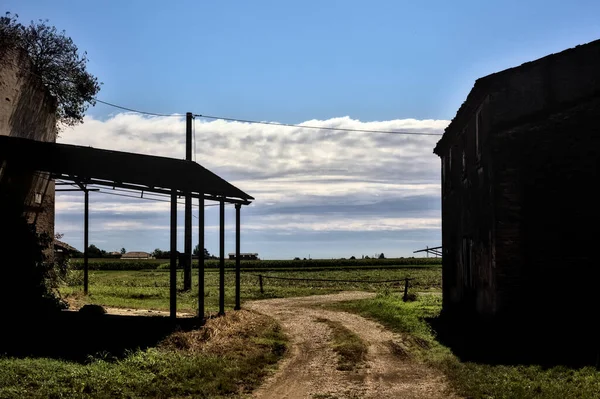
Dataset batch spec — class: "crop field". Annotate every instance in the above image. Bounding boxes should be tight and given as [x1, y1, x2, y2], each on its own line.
[68, 257, 442, 271]
[59, 266, 442, 313]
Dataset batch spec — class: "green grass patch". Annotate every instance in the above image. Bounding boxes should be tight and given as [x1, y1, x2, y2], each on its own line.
[60, 268, 440, 313]
[315, 318, 367, 371]
[0, 311, 286, 399]
[328, 294, 600, 398]
[70, 257, 442, 271]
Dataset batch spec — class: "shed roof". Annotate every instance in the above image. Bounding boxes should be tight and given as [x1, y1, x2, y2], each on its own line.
[53, 239, 79, 253]
[0, 136, 253, 203]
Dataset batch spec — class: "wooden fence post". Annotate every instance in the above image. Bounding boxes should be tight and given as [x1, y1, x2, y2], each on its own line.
[403, 278, 409, 302]
[259, 275, 264, 294]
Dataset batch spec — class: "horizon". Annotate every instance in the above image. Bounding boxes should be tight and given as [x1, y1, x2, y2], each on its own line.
[5, 0, 599, 258]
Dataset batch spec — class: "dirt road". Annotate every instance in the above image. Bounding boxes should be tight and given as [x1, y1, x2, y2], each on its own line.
[245, 291, 458, 399]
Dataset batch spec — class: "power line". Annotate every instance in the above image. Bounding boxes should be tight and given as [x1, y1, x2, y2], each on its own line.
[94, 99, 183, 118]
[193, 113, 443, 136]
[92, 98, 443, 136]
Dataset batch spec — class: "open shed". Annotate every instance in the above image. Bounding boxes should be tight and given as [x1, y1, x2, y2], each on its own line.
[0, 135, 254, 320]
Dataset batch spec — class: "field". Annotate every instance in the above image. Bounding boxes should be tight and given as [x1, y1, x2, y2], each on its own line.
[68, 257, 442, 271]
[59, 266, 442, 313]
[5, 259, 599, 398]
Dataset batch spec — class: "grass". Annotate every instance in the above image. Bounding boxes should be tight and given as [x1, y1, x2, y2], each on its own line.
[315, 318, 367, 371]
[69, 257, 442, 271]
[59, 267, 441, 313]
[328, 293, 600, 399]
[0, 310, 286, 399]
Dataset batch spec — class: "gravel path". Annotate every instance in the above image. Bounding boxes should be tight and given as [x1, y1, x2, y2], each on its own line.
[245, 291, 459, 399]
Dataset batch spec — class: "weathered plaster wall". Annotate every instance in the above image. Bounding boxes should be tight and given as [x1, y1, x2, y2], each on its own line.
[0, 46, 57, 241]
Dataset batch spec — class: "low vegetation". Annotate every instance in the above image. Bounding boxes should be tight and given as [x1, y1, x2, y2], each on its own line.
[59, 267, 441, 313]
[330, 294, 600, 399]
[316, 318, 367, 371]
[0, 310, 286, 399]
[68, 257, 442, 271]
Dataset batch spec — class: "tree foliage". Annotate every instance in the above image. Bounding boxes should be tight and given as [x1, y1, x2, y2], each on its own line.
[193, 245, 214, 259]
[0, 12, 100, 126]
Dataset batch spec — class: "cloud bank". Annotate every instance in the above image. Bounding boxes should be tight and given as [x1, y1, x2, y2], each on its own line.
[55, 114, 448, 258]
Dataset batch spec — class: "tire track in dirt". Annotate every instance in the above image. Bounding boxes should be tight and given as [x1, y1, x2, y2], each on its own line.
[245, 291, 459, 399]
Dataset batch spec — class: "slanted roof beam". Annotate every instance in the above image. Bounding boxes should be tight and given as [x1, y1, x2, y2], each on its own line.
[50, 174, 252, 205]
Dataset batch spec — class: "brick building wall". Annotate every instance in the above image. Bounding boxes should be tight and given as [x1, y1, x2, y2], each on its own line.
[435, 39, 600, 319]
[492, 97, 600, 322]
[0, 46, 57, 242]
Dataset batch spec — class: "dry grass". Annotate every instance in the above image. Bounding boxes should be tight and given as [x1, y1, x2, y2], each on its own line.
[0, 310, 287, 398]
[161, 309, 286, 357]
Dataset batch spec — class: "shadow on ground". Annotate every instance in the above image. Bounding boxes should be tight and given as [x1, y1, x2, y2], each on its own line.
[0, 311, 202, 362]
[427, 313, 600, 368]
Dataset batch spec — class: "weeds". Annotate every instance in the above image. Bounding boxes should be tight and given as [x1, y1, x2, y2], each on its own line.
[315, 318, 367, 371]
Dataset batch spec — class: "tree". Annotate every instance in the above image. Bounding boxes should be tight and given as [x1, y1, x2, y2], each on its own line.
[120, 248, 126, 254]
[87, 244, 105, 258]
[0, 12, 100, 126]
[350, 256, 356, 260]
[152, 248, 167, 259]
[193, 244, 211, 259]
[378, 253, 385, 259]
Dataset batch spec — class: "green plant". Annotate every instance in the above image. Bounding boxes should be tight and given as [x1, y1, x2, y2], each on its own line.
[316, 318, 367, 371]
[0, 12, 100, 126]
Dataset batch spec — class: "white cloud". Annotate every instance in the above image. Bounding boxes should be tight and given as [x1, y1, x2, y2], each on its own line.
[55, 113, 448, 255]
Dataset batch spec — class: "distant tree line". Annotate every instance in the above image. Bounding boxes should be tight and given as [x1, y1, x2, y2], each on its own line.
[293, 253, 386, 260]
[151, 245, 215, 260]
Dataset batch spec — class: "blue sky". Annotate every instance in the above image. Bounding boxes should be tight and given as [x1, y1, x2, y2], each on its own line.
[5, 1, 600, 258]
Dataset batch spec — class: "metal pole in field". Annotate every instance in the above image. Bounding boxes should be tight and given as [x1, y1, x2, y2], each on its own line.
[234, 203, 241, 310]
[170, 189, 178, 320]
[219, 198, 225, 316]
[198, 196, 205, 320]
[183, 112, 193, 291]
[83, 188, 89, 295]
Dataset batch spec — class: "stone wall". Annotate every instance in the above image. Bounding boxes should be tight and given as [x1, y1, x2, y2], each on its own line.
[0, 46, 57, 242]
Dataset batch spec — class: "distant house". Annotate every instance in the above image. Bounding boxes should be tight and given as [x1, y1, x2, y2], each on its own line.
[433, 39, 600, 357]
[121, 251, 151, 259]
[53, 239, 79, 263]
[228, 253, 259, 260]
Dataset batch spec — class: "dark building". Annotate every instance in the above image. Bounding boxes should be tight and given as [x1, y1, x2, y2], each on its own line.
[433, 39, 600, 357]
[1, 44, 57, 244]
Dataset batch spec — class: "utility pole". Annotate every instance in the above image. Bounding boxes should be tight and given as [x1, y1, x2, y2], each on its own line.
[183, 112, 193, 291]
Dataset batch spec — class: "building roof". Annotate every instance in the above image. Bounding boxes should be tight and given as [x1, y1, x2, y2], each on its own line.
[53, 239, 79, 253]
[434, 38, 600, 154]
[0, 136, 253, 204]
